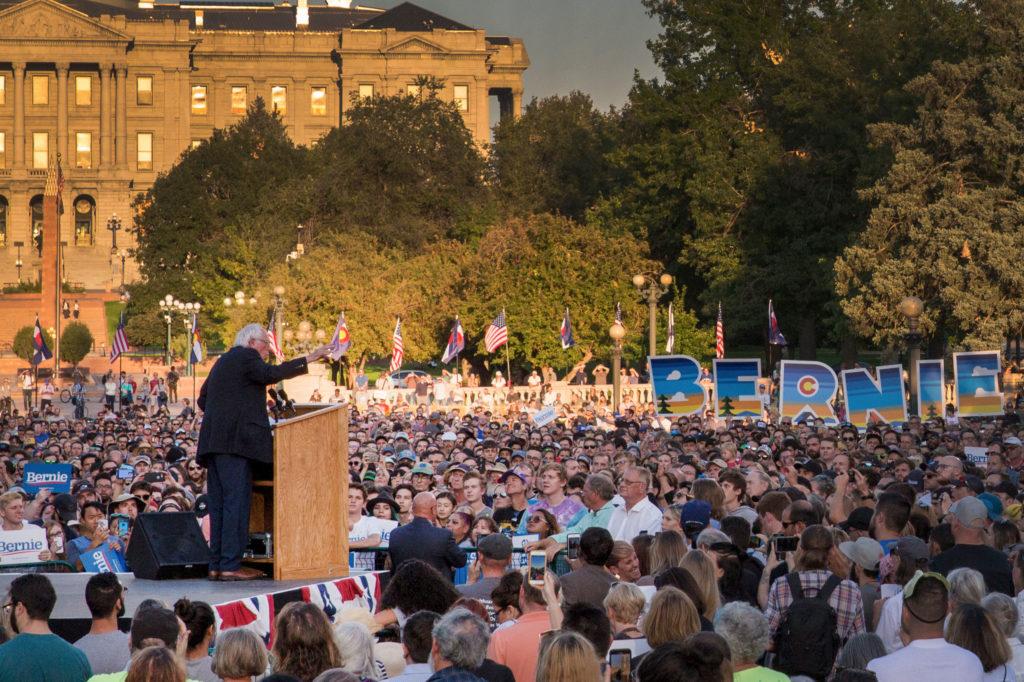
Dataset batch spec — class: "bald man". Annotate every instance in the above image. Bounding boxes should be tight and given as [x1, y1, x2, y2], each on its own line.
[386, 491, 467, 581]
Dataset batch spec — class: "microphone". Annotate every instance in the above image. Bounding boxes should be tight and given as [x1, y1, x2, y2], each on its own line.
[267, 388, 284, 418]
[278, 388, 297, 416]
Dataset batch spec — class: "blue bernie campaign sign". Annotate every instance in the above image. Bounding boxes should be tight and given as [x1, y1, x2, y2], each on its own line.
[22, 462, 73, 494]
[80, 544, 128, 574]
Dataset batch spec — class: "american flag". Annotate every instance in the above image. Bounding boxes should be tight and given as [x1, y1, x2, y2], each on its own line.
[110, 311, 128, 363]
[266, 310, 284, 362]
[441, 317, 465, 365]
[769, 299, 787, 346]
[388, 317, 404, 373]
[666, 303, 675, 354]
[715, 302, 725, 359]
[484, 310, 508, 353]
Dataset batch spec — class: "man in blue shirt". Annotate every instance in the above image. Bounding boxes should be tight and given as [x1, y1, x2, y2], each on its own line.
[0, 574, 91, 682]
[67, 501, 126, 571]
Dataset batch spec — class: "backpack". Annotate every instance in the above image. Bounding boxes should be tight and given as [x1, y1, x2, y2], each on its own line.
[774, 572, 842, 681]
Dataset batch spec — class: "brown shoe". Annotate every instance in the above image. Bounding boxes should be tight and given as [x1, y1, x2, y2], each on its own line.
[219, 567, 267, 581]
[207, 570, 221, 581]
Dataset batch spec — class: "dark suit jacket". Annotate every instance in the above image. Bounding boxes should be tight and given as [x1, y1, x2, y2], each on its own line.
[387, 517, 467, 580]
[197, 346, 308, 465]
[559, 563, 616, 610]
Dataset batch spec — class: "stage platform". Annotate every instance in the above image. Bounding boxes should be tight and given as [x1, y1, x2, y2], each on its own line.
[0, 571, 383, 643]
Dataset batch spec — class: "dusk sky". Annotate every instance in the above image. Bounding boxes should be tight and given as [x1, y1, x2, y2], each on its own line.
[373, 0, 663, 111]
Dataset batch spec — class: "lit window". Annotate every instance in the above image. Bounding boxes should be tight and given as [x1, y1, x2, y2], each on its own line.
[271, 86, 287, 115]
[0, 76, 5, 106]
[310, 87, 327, 116]
[407, 83, 421, 97]
[75, 76, 92, 107]
[0, 132, 5, 168]
[137, 132, 153, 170]
[32, 75, 48, 105]
[453, 84, 469, 112]
[191, 85, 207, 115]
[75, 132, 92, 169]
[137, 76, 153, 106]
[358, 83, 374, 100]
[231, 86, 247, 116]
[32, 132, 48, 169]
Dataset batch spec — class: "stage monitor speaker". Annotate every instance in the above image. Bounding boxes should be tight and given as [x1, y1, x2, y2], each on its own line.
[127, 512, 209, 580]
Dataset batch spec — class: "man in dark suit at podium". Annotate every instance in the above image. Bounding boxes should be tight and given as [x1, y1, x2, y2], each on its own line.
[388, 492, 467, 581]
[198, 323, 330, 581]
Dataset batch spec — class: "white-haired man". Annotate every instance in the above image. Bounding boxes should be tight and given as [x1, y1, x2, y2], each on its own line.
[197, 323, 330, 580]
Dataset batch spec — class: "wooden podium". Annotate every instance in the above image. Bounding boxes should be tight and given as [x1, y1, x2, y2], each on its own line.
[247, 404, 349, 580]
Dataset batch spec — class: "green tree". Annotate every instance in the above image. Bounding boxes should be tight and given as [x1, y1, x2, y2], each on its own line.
[593, 0, 977, 355]
[836, 5, 1024, 351]
[128, 99, 308, 345]
[311, 91, 492, 247]
[719, 395, 735, 416]
[460, 214, 711, 369]
[489, 92, 617, 221]
[13, 325, 53, 364]
[60, 323, 94, 366]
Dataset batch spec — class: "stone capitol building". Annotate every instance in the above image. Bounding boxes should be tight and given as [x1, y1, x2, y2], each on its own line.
[0, 0, 528, 292]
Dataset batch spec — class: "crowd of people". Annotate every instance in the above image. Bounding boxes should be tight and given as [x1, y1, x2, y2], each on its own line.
[3, 365, 1024, 682]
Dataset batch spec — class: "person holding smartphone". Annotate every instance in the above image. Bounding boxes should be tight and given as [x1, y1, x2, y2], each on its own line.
[65, 502, 126, 572]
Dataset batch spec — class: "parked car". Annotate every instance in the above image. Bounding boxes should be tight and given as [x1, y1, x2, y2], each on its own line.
[387, 369, 431, 387]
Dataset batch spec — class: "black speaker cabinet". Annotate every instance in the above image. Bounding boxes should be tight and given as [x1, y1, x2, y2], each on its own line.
[127, 512, 209, 580]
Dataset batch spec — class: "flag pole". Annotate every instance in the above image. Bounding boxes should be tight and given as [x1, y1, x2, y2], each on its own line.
[191, 312, 197, 408]
[502, 308, 512, 384]
[118, 355, 123, 415]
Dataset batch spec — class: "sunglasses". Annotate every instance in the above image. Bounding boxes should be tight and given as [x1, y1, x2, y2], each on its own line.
[136, 494, 150, 501]
[527, 516, 547, 524]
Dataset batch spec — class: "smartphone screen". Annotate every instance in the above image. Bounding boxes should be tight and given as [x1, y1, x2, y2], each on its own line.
[566, 533, 581, 561]
[117, 464, 135, 480]
[529, 551, 546, 586]
[774, 535, 799, 553]
[608, 649, 631, 682]
[97, 518, 108, 532]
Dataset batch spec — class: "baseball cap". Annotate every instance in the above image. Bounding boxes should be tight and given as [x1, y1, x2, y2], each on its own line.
[950, 496, 988, 529]
[839, 537, 883, 571]
[394, 432, 409, 441]
[1005, 437, 1023, 446]
[894, 536, 930, 564]
[409, 462, 434, 477]
[485, 462, 508, 474]
[499, 470, 527, 486]
[679, 500, 711, 528]
[902, 570, 950, 605]
[977, 492, 1004, 521]
[441, 432, 458, 442]
[477, 533, 513, 561]
[838, 506, 873, 533]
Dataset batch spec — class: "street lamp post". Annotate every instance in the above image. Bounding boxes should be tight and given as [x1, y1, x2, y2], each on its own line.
[107, 213, 122, 252]
[118, 248, 129, 290]
[632, 272, 674, 357]
[609, 319, 626, 414]
[158, 294, 175, 366]
[899, 295, 924, 415]
[273, 285, 285, 347]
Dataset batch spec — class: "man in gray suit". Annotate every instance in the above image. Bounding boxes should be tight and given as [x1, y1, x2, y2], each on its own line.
[558, 527, 616, 609]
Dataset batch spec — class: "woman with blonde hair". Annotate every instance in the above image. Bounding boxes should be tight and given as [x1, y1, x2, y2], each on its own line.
[642, 586, 700, 649]
[681, 550, 721, 620]
[126, 646, 186, 682]
[604, 582, 650, 660]
[535, 631, 602, 682]
[272, 602, 343, 681]
[637, 530, 687, 586]
[946, 603, 1016, 682]
[606, 541, 641, 582]
[211, 629, 269, 682]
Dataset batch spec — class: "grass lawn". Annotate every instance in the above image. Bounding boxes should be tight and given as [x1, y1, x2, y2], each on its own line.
[104, 301, 125, 346]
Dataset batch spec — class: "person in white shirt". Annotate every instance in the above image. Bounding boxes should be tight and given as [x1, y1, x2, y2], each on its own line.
[981, 593, 1024, 679]
[867, 571, 984, 682]
[0, 491, 51, 565]
[390, 610, 441, 682]
[607, 466, 662, 542]
[347, 485, 382, 571]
